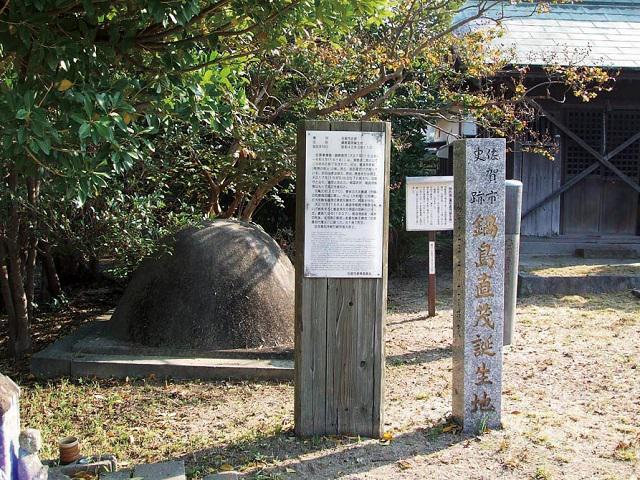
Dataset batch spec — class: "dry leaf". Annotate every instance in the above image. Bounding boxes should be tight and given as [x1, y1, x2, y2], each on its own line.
[442, 423, 461, 433]
[57, 79, 73, 92]
[397, 460, 412, 470]
[220, 463, 234, 471]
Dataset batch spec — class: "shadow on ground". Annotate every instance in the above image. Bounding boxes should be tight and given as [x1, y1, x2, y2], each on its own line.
[386, 346, 451, 367]
[182, 423, 468, 479]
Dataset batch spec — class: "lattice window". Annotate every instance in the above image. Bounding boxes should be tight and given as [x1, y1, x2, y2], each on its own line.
[564, 109, 603, 178]
[606, 110, 640, 181]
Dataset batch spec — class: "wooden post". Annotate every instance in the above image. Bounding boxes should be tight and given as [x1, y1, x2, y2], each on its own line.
[427, 230, 436, 317]
[295, 120, 390, 438]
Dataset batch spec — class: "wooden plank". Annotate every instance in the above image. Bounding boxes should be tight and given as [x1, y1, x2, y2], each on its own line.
[601, 180, 639, 235]
[551, 140, 562, 235]
[519, 151, 562, 235]
[354, 278, 377, 436]
[371, 120, 390, 437]
[326, 278, 340, 433]
[523, 161, 600, 219]
[326, 121, 362, 435]
[295, 120, 330, 437]
[328, 278, 354, 434]
[562, 176, 602, 234]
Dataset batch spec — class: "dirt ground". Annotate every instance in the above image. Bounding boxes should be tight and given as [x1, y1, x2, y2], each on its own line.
[5, 274, 640, 479]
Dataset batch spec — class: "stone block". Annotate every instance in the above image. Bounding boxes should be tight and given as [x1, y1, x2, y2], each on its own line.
[133, 461, 186, 480]
[100, 470, 132, 479]
[0, 374, 20, 479]
[17, 453, 47, 480]
[19, 428, 42, 455]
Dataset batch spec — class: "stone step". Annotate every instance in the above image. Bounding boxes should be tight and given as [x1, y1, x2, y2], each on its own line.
[100, 471, 131, 480]
[133, 461, 186, 480]
[575, 247, 638, 259]
[100, 461, 185, 480]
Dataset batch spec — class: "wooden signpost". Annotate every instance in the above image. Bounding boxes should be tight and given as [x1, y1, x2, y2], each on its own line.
[294, 120, 391, 438]
[406, 176, 454, 317]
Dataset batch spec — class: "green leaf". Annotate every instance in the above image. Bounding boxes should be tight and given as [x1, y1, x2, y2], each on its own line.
[79, 123, 91, 140]
[15, 109, 29, 120]
[36, 138, 51, 155]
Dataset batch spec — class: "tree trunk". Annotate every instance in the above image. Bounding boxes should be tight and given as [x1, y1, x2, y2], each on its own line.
[219, 191, 244, 219]
[23, 177, 40, 325]
[3, 240, 31, 357]
[1, 171, 32, 357]
[42, 244, 62, 297]
[240, 170, 291, 222]
[0, 247, 17, 355]
[24, 236, 38, 322]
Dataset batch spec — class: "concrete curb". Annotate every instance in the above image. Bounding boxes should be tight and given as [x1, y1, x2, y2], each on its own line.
[31, 323, 293, 382]
[518, 273, 640, 296]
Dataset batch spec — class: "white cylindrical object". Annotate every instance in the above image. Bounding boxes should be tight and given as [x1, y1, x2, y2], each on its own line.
[504, 180, 523, 346]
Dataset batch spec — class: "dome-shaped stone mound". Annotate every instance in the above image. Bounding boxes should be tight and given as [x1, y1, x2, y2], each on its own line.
[110, 220, 294, 350]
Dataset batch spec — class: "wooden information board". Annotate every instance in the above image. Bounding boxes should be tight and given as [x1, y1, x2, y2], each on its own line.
[295, 120, 390, 438]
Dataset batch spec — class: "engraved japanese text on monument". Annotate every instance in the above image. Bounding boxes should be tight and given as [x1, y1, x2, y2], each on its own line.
[453, 138, 505, 433]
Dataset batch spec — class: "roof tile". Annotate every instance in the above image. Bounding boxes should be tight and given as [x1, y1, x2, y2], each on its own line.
[454, 1, 640, 68]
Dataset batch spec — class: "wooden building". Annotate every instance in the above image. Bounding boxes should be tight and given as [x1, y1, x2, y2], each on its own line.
[455, 0, 640, 255]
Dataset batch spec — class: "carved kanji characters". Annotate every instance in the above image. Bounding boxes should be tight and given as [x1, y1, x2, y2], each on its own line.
[476, 242, 496, 269]
[486, 167, 498, 183]
[475, 303, 494, 329]
[472, 334, 496, 357]
[472, 214, 499, 238]
[473, 145, 485, 162]
[475, 362, 492, 385]
[475, 272, 494, 298]
[471, 391, 496, 413]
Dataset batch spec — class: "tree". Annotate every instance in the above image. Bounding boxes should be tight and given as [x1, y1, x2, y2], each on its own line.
[77, 0, 613, 277]
[0, 0, 612, 358]
[0, 0, 388, 357]
[163, 0, 612, 225]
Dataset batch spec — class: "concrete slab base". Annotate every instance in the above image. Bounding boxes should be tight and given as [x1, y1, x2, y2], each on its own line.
[133, 461, 186, 480]
[518, 256, 640, 296]
[518, 273, 640, 296]
[100, 461, 186, 479]
[31, 318, 293, 382]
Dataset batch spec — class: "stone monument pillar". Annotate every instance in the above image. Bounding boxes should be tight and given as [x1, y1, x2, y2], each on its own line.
[0, 374, 20, 479]
[452, 138, 506, 433]
[504, 180, 523, 346]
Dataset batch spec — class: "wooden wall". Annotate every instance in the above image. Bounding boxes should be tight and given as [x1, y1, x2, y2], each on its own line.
[512, 145, 561, 236]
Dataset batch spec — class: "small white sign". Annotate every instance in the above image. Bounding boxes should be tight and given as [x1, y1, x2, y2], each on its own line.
[304, 130, 386, 278]
[406, 176, 454, 231]
[428, 241, 436, 274]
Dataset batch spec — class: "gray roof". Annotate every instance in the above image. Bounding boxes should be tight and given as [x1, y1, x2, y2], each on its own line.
[454, 1, 640, 69]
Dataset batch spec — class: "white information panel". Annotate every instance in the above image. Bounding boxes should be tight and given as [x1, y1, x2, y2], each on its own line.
[406, 176, 454, 231]
[304, 130, 385, 278]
